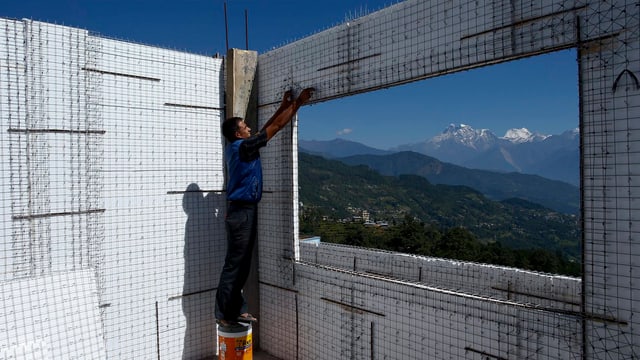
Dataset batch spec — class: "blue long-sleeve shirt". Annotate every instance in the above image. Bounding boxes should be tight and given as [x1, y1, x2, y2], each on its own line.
[225, 132, 268, 203]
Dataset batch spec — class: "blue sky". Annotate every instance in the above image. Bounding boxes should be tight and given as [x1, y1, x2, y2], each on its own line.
[2, 0, 578, 150]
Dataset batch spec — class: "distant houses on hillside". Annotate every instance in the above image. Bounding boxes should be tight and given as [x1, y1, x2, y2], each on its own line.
[336, 207, 389, 227]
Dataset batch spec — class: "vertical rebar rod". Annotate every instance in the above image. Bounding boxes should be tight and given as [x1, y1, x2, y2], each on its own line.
[245, 9, 249, 50]
[224, 2, 229, 51]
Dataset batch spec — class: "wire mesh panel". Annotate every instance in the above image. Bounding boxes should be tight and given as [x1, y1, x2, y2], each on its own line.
[255, 0, 640, 359]
[580, 1, 640, 358]
[294, 263, 583, 359]
[1, 19, 107, 359]
[300, 242, 582, 311]
[95, 35, 225, 360]
[258, 0, 582, 107]
[0, 0, 639, 358]
[1, 19, 226, 359]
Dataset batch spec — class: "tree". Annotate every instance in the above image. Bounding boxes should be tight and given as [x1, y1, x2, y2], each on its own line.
[387, 215, 432, 254]
[434, 227, 480, 261]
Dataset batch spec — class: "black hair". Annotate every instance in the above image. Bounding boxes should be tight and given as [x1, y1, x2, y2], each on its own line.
[222, 117, 243, 142]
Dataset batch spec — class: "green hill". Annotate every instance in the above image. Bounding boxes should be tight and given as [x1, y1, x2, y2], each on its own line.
[339, 151, 580, 214]
[298, 152, 580, 260]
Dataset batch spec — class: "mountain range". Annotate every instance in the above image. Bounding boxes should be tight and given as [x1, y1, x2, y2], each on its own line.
[302, 124, 579, 186]
[338, 151, 579, 214]
[298, 152, 580, 258]
[299, 124, 580, 214]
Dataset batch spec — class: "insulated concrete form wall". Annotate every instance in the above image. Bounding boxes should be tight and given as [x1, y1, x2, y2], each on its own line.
[1, 0, 639, 359]
[580, 2, 640, 358]
[0, 19, 226, 359]
[255, 0, 639, 359]
[300, 242, 582, 311]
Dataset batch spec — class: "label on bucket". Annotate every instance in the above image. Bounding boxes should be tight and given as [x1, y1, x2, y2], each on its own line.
[218, 326, 252, 360]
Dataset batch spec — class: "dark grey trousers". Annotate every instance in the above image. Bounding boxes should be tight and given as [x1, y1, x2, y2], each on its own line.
[215, 202, 257, 321]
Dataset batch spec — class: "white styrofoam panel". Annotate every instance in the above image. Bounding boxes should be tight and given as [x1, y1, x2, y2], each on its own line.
[257, 192, 296, 288]
[258, 285, 298, 359]
[299, 242, 581, 310]
[1, 19, 227, 359]
[0, 137, 9, 280]
[27, 22, 88, 132]
[0, 19, 23, 282]
[293, 263, 582, 359]
[0, 270, 106, 359]
[254, 0, 639, 358]
[258, 0, 580, 108]
[91, 35, 225, 358]
[100, 108, 224, 179]
[581, 12, 639, 343]
[159, 294, 217, 360]
[95, 38, 223, 110]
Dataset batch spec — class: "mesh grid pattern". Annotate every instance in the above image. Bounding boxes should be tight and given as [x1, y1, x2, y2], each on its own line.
[1, 0, 639, 358]
[1, 19, 225, 359]
[580, 1, 640, 357]
[255, 0, 639, 358]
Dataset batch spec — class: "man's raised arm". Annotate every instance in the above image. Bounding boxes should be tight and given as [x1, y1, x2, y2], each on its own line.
[261, 88, 315, 141]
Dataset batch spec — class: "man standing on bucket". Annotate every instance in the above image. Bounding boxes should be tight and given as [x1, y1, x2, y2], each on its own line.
[216, 87, 315, 327]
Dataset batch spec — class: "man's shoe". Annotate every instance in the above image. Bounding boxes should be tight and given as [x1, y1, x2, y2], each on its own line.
[236, 313, 257, 323]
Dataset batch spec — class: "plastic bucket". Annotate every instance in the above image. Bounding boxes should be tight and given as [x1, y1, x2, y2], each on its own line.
[217, 323, 252, 360]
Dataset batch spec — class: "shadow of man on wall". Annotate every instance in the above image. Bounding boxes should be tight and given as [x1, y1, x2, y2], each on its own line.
[181, 183, 226, 359]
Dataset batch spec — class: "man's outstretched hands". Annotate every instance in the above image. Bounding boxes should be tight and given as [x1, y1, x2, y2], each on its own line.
[296, 87, 315, 106]
[262, 87, 316, 140]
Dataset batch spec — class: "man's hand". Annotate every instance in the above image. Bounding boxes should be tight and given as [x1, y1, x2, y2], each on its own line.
[296, 87, 315, 106]
[282, 89, 294, 107]
[262, 87, 315, 141]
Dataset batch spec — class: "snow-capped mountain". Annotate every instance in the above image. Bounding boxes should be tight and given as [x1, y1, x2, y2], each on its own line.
[392, 123, 501, 165]
[431, 124, 550, 147]
[501, 128, 550, 144]
[300, 124, 579, 185]
[392, 123, 579, 185]
[298, 129, 580, 213]
[430, 123, 499, 150]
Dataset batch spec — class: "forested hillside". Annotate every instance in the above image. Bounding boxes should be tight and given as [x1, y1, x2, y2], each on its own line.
[298, 152, 581, 276]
